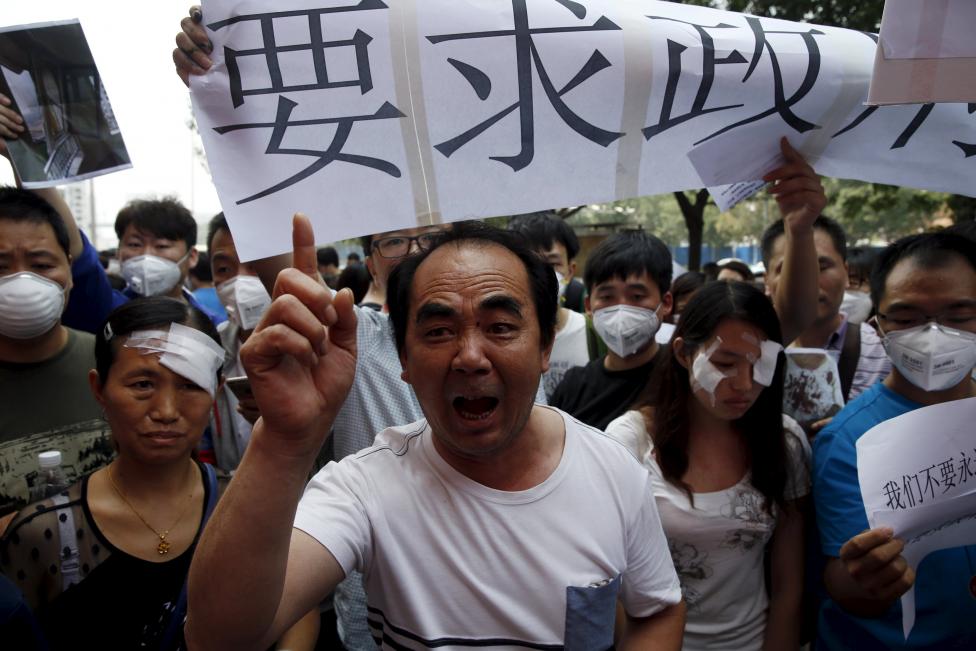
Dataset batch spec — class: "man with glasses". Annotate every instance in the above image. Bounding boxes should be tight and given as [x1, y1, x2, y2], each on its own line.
[813, 232, 976, 649]
[357, 227, 444, 311]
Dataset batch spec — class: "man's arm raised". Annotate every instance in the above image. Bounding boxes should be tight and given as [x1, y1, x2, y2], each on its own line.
[186, 214, 358, 650]
[765, 138, 826, 346]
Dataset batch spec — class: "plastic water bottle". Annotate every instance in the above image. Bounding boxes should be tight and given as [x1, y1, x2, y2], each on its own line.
[30, 450, 70, 501]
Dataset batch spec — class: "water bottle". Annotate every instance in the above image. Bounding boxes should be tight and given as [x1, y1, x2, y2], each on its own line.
[30, 450, 70, 501]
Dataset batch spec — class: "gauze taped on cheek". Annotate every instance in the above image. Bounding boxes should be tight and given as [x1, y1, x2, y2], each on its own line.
[124, 323, 226, 397]
[691, 337, 737, 406]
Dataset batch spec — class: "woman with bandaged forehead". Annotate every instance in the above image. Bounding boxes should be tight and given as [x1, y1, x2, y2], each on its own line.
[606, 281, 811, 650]
[0, 297, 227, 649]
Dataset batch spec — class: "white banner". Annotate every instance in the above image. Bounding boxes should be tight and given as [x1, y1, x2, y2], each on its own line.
[190, 0, 976, 261]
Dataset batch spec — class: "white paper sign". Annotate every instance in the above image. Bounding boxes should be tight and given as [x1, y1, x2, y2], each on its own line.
[192, 0, 976, 261]
[879, 0, 976, 60]
[856, 397, 976, 639]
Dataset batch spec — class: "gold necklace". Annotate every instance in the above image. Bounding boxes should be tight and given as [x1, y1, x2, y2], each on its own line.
[107, 464, 196, 556]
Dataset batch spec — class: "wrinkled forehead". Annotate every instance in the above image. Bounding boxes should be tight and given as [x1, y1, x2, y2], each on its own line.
[0, 218, 66, 256]
[411, 241, 531, 303]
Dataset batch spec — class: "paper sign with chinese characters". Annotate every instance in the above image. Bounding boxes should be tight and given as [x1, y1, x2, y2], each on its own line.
[191, 0, 976, 261]
[856, 397, 976, 639]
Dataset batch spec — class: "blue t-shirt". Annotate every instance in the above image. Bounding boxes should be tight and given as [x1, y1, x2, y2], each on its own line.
[63, 232, 225, 333]
[814, 382, 976, 649]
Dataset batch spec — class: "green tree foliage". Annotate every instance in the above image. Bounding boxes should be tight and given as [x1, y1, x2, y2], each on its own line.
[722, 0, 885, 32]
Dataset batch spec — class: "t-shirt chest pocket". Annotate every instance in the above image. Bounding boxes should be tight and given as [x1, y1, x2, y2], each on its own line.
[564, 574, 620, 651]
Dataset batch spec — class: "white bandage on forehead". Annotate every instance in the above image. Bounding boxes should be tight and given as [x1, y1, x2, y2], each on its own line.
[691, 337, 737, 406]
[741, 332, 783, 387]
[124, 322, 225, 397]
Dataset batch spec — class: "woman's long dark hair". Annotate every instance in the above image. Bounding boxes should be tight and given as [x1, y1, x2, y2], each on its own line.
[642, 281, 788, 512]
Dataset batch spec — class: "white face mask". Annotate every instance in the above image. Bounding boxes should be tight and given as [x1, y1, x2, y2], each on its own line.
[840, 290, 873, 325]
[121, 252, 187, 296]
[881, 322, 976, 392]
[0, 272, 66, 339]
[592, 304, 662, 358]
[217, 275, 271, 331]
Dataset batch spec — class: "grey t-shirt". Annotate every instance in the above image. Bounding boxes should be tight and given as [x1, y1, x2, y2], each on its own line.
[0, 328, 112, 515]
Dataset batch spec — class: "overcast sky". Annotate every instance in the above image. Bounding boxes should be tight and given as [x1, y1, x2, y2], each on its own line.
[0, 1, 221, 249]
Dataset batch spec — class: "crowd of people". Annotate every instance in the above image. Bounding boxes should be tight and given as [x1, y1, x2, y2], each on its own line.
[0, 7, 975, 651]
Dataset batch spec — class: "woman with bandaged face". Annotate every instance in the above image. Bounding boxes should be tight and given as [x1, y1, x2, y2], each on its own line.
[0, 297, 320, 650]
[607, 281, 810, 650]
[0, 297, 225, 650]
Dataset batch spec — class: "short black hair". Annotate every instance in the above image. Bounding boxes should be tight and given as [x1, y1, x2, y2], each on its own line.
[0, 186, 71, 257]
[206, 212, 229, 253]
[508, 212, 580, 260]
[387, 221, 557, 356]
[701, 262, 719, 282]
[190, 251, 212, 282]
[114, 198, 197, 251]
[347, 252, 362, 263]
[670, 271, 707, 303]
[95, 297, 221, 385]
[335, 261, 371, 304]
[870, 232, 976, 309]
[946, 220, 976, 243]
[718, 260, 754, 282]
[317, 246, 339, 268]
[583, 231, 672, 295]
[847, 246, 879, 283]
[760, 215, 846, 267]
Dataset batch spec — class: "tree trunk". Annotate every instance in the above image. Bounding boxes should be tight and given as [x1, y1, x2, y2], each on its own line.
[673, 189, 710, 271]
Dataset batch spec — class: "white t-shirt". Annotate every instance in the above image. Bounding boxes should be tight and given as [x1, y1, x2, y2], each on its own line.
[605, 410, 811, 651]
[294, 408, 681, 650]
[542, 309, 589, 400]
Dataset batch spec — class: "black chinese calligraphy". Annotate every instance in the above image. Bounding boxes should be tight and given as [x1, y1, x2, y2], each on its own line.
[427, 0, 623, 171]
[215, 98, 405, 204]
[207, 1, 406, 204]
[880, 449, 976, 512]
[208, 0, 387, 108]
[643, 14, 825, 146]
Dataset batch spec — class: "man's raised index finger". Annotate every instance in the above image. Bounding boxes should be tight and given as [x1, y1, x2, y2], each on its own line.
[291, 213, 322, 282]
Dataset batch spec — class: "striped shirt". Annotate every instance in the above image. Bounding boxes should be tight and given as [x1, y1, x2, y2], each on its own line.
[824, 315, 891, 401]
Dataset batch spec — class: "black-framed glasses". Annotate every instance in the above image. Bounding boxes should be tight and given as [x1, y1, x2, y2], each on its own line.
[875, 308, 976, 331]
[371, 233, 440, 259]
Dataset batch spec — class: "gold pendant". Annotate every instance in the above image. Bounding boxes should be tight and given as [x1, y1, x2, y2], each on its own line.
[157, 538, 171, 555]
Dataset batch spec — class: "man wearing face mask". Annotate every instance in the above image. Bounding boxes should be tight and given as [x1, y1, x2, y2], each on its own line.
[202, 213, 273, 471]
[55, 197, 225, 334]
[549, 231, 674, 430]
[0, 188, 113, 518]
[813, 232, 976, 650]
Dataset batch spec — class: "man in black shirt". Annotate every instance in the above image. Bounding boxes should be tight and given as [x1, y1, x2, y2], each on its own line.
[550, 231, 673, 430]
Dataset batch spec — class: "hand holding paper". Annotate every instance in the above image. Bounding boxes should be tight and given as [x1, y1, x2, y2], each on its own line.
[838, 527, 915, 605]
[765, 138, 826, 233]
[0, 93, 25, 140]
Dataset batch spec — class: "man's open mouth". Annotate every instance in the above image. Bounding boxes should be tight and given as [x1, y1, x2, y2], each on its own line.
[452, 396, 499, 421]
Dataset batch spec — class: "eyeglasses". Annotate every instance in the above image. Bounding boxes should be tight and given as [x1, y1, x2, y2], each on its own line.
[875, 308, 976, 330]
[370, 233, 441, 259]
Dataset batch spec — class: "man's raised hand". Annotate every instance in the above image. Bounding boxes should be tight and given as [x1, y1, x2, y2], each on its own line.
[241, 214, 357, 452]
[764, 137, 827, 232]
[173, 5, 213, 86]
[0, 93, 25, 141]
